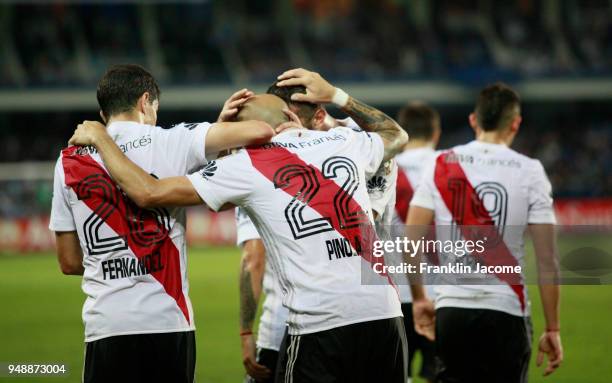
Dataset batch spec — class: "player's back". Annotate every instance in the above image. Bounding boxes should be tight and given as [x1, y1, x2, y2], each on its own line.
[51, 120, 211, 341]
[411, 140, 555, 317]
[188, 127, 402, 335]
[433, 140, 552, 251]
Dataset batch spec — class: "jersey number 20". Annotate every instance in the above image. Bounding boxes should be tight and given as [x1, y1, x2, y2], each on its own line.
[75, 173, 171, 255]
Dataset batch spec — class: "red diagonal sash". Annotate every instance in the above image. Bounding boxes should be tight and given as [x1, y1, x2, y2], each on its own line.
[434, 151, 525, 311]
[246, 146, 395, 287]
[62, 146, 190, 322]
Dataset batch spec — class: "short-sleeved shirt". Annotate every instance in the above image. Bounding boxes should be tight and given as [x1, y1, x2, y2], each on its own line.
[410, 140, 556, 317]
[190, 127, 402, 335]
[50, 120, 212, 341]
[393, 147, 438, 303]
[234, 152, 398, 348]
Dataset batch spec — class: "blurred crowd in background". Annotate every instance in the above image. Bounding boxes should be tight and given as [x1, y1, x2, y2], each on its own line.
[1, 0, 611, 86]
[0, 0, 610, 218]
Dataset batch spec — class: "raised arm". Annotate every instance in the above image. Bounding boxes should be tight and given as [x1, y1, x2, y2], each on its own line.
[276, 68, 408, 161]
[69, 122, 201, 208]
[207, 121, 274, 154]
[210, 98, 275, 153]
[212, 88, 275, 153]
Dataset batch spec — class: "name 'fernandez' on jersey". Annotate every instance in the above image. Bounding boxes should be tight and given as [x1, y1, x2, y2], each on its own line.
[188, 127, 402, 335]
[50, 120, 212, 342]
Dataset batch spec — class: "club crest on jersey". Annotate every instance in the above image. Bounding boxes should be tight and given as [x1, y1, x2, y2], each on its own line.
[172, 122, 200, 130]
[367, 176, 387, 192]
[75, 145, 97, 156]
[200, 161, 217, 179]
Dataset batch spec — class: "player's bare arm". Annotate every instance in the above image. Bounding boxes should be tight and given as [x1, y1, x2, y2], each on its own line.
[55, 231, 84, 275]
[74, 116, 273, 161]
[239, 239, 265, 333]
[276, 68, 408, 161]
[212, 89, 277, 152]
[406, 205, 436, 341]
[206, 120, 274, 154]
[238, 239, 271, 380]
[69, 123, 201, 208]
[68, 118, 274, 207]
[530, 223, 563, 376]
[340, 98, 408, 160]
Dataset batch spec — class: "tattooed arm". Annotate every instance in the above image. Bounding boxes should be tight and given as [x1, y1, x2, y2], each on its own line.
[239, 239, 270, 380]
[340, 97, 408, 161]
[239, 239, 264, 332]
[276, 68, 408, 161]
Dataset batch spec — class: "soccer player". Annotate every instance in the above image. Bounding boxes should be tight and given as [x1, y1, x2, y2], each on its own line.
[407, 83, 563, 382]
[49, 64, 274, 383]
[68, 70, 409, 382]
[237, 82, 398, 382]
[394, 102, 441, 383]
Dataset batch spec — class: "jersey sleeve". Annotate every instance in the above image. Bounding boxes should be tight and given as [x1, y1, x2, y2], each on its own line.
[527, 160, 556, 224]
[367, 160, 397, 219]
[186, 151, 252, 212]
[235, 207, 261, 246]
[159, 122, 214, 174]
[409, 157, 437, 211]
[49, 156, 76, 232]
[343, 128, 384, 179]
[337, 117, 360, 131]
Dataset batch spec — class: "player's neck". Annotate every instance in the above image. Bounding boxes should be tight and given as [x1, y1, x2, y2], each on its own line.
[106, 111, 145, 126]
[403, 139, 433, 151]
[477, 131, 511, 146]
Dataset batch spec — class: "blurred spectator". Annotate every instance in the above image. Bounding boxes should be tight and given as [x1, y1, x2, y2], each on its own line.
[1, 1, 610, 86]
[0, 0, 609, 219]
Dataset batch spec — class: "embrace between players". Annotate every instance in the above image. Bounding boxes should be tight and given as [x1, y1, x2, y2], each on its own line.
[51, 64, 562, 383]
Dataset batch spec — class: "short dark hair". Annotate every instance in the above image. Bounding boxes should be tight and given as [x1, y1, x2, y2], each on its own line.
[396, 102, 440, 140]
[97, 64, 160, 119]
[475, 83, 521, 131]
[267, 81, 318, 122]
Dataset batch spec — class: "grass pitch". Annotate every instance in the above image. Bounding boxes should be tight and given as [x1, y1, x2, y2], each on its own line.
[1, 238, 611, 382]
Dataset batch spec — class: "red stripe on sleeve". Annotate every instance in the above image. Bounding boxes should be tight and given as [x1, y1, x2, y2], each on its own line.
[61, 146, 190, 323]
[433, 151, 525, 312]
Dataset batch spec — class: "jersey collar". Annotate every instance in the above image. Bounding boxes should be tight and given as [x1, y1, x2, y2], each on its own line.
[106, 121, 146, 136]
[471, 140, 508, 148]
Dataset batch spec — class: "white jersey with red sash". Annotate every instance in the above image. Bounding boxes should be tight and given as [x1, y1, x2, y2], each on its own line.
[394, 147, 437, 224]
[234, 152, 398, 348]
[189, 127, 402, 335]
[394, 147, 438, 303]
[50, 121, 212, 341]
[410, 141, 556, 317]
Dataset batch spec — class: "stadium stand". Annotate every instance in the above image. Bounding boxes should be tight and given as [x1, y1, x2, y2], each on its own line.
[0, 0, 610, 219]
